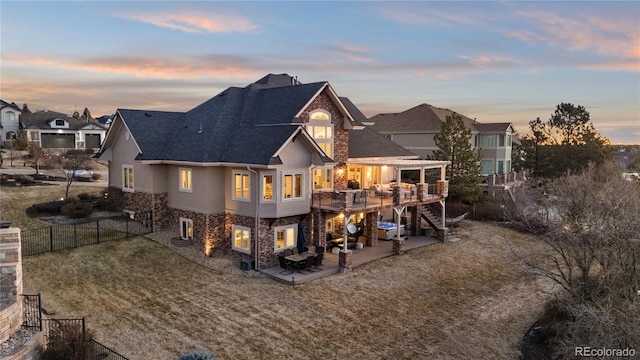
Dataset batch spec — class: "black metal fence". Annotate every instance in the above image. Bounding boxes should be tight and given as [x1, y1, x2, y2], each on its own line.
[20, 212, 152, 256]
[22, 294, 129, 360]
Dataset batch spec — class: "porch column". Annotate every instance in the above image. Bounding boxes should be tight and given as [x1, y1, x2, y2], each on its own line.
[312, 209, 327, 248]
[409, 206, 421, 236]
[339, 215, 353, 272]
[393, 206, 405, 255]
[364, 212, 378, 247]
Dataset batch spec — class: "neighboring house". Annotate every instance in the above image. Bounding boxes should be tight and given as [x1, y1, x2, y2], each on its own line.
[369, 103, 518, 175]
[96, 74, 451, 270]
[20, 110, 106, 150]
[95, 114, 114, 129]
[0, 100, 22, 147]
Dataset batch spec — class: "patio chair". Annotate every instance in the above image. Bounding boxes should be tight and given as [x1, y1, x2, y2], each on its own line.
[283, 249, 293, 257]
[316, 246, 325, 254]
[307, 245, 316, 254]
[303, 255, 316, 272]
[292, 248, 299, 255]
[278, 256, 293, 275]
[313, 252, 324, 270]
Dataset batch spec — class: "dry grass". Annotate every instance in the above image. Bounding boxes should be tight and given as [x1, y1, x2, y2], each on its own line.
[23, 220, 556, 360]
[0, 184, 107, 229]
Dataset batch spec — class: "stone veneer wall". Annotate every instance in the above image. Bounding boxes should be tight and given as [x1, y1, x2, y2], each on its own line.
[1, 228, 44, 360]
[298, 90, 349, 191]
[108, 187, 169, 230]
[0, 228, 22, 344]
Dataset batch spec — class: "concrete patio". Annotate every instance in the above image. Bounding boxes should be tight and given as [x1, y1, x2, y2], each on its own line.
[261, 234, 441, 285]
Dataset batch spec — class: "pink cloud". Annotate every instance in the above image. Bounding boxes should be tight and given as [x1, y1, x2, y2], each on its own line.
[119, 11, 258, 33]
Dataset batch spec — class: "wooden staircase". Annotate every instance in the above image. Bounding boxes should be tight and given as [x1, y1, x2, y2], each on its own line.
[421, 204, 448, 241]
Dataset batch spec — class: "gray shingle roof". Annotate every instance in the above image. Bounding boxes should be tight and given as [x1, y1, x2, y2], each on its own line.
[473, 123, 513, 132]
[340, 97, 416, 159]
[20, 111, 105, 130]
[118, 74, 331, 165]
[369, 103, 478, 133]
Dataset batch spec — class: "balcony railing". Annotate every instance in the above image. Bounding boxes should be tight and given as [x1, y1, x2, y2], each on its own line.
[312, 181, 447, 212]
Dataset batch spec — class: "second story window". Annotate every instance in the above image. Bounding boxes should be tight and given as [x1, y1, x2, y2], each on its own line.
[262, 174, 274, 202]
[180, 168, 192, 192]
[283, 173, 302, 200]
[123, 165, 134, 192]
[307, 110, 333, 158]
[233, 171, 250, 201]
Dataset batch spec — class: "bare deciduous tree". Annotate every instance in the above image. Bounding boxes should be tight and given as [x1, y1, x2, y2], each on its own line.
[507, 161, 640, 355]
[55, 149, 94, 199]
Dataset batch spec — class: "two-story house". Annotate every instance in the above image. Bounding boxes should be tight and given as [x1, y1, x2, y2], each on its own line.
[96, 74, 451, 270]
[20, 110, 106, 150]
[0, 100, 22, 147]
[368, 103, 517, 175]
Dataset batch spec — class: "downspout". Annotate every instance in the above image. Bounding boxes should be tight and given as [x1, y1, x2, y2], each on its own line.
[247, 166, 259, 270]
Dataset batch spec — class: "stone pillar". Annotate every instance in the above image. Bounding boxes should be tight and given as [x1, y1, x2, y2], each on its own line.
[0, 227, 23, 344]
[392, 186, 403, 205]
[437, 180, 449, 198]
[364, 212, 378, 247]
[393, 237, 405, 255]
[409, 206, 421, 236]
[339, 249, 353, 273]
[416, 183, 428, 201]
[312, 209, 327, 248]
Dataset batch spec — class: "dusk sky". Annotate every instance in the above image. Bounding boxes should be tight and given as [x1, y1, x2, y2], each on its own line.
[1, 1, 639, 144]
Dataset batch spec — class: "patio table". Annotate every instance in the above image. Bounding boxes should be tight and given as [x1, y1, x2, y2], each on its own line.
[286, 252, 316, 271]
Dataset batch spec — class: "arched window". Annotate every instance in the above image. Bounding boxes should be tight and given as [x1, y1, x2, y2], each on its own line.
[307, 110, 334, 190]
[307, 110, 332, 158]
[5, 111, 16, 121]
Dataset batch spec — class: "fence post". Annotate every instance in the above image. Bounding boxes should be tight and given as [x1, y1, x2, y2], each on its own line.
[126, 216, 129, 237]
[82, 317, 86, 337]
[49, 225, 54, 252]
[96, 220, 100, 244]
[37, 293, 43, 331]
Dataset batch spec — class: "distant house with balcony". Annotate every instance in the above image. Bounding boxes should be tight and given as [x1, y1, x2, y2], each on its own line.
[20, 110, 106, 150]
[96, 74, 451, 271]
[0, 100, 22, 147]
[368, 103, 518, 176]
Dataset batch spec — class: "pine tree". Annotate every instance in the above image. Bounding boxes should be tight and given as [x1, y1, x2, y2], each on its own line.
[429, 113, 483, 203]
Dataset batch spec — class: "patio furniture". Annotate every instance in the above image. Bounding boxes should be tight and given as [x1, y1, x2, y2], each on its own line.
[292, 248, 299, 255]
[303, 255, 316, 272]
[278, 256, 293, 275]
[313, 252, 324, 270]
[316, 246, 325, 254]
[307, 245, 316, 254]
[283, 249, 293, 256]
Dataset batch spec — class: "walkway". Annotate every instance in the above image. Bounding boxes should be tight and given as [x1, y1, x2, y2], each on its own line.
[261, 235, 440, 285]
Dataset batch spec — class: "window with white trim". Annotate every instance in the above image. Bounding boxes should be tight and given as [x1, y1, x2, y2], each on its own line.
[480, 160, 493, 176]
[313, 167, 333, 190]
[478, 135, 495, 148]
[307, 110, 333, 158]
[30, 131, 40, 141]
[232, 225, 251, 253]
[262, 174, 274, 202]
[274, 224, 296, 251]
[180, 218, 193, 240]
[123, 165, 134, 191]
[233, 171, 250, 201]
[179, 168, 192, 192]
[283, 173, 302, 200]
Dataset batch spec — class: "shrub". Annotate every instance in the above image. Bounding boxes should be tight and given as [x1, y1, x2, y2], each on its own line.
[91, 173, 102, 180]
[26, 201, 64, 216]
[61, 199, 93, 218]
[179, 349, 217, 360]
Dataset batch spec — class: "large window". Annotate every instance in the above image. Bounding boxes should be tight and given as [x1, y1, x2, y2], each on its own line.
[180, 218, 193, 240]
[233, 171, 250, 201]
[123, 165, 134, 191]
[313, 167, 332, 190]
[275, 225, 296, 251]
[478, 135, 495, 148]
[498, 134, 505, 147]
[262, 174, 274, 202]
[283, 173, 302, 200]
[480, 160, 493, 176]
[180, 168, 192, 192]
[307, 110, 333, 158]
[232, 225, 251, 253]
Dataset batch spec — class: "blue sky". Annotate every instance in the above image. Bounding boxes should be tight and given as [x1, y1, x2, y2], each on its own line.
[1, 1, 639, 143]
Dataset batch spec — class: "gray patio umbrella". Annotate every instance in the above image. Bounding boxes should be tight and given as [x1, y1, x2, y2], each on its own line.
[297, 222, 306, 254]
